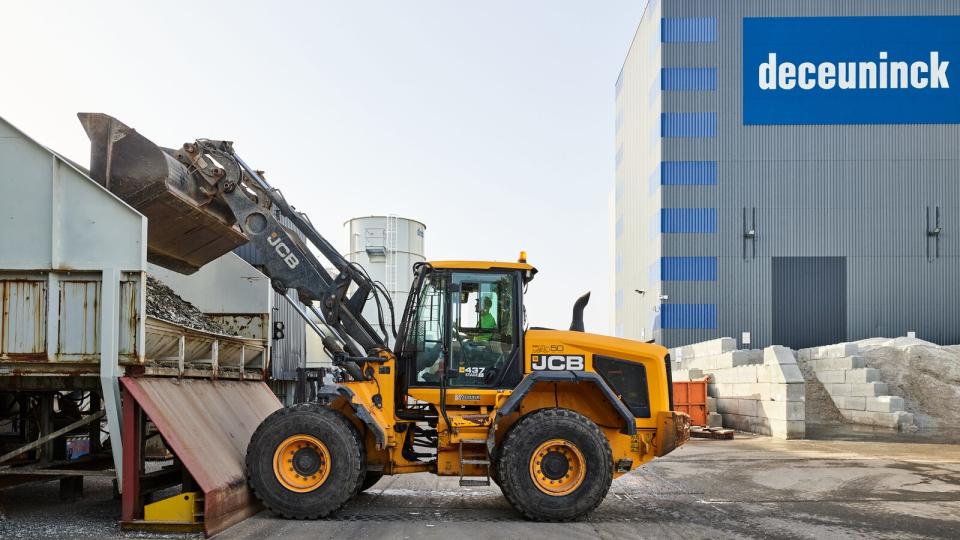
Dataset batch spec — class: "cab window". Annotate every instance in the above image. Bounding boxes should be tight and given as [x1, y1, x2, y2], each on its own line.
[447, 272, 517, 387]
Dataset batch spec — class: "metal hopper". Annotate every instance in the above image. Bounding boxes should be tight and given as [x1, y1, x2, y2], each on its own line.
[78, 113, 248, 274]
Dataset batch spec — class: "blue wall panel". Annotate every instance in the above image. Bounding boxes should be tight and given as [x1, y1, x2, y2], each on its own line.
[661, 304, 718, 329]
[661, 208, 717, 233]
[661, 257, 718, 281]
[662, 18, 718, 43]
[662, 68, 717, 91]
[661, 161, 717, 185]
[661, 112, 717, 137]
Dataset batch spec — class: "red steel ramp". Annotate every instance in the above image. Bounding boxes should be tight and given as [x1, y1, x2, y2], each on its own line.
[120, 377, 281, 536]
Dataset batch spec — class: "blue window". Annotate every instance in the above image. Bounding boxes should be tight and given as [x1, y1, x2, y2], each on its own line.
[662, 113, 716, 137]
[661, 208, 717, 233]
[661, 257, 717, 281]
[662, 68, 717, 91]
[661, 304, 717, 329]
[661, 161, 717, 185]
[661, 18, 718, 43]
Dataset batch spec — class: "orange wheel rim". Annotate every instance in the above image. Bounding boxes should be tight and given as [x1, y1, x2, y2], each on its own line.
[272, 434, 331, 493]
[529, 438, 586, 496]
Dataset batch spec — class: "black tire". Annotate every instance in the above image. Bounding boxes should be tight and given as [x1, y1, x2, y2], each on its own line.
[246, 404, 366, 519]
[497, 408, 613, 521]
[358, 471, 384, 492]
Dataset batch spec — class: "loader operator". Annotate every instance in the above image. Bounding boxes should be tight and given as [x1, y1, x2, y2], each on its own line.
[417, 295, 501, 383]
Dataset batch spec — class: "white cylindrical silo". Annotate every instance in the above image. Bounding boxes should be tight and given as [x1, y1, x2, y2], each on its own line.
[344, 216, 426, 346]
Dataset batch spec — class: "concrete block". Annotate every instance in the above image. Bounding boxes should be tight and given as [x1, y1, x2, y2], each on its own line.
[738, 398, 758, 417]
[834, 396, 866, 411]
[779, 364, 804, 383]
[759, 400, 805, 421]
[823, 383, 852, 397]
[716, 398, 737, 414]
[736, 365, 759, 383]
[865, 395, 905, 413]
[768, 382, 806, 402]
[687, 369, 705, 380]
[764, 345, 797, 365]
[770, 420, 805, 439]
[706, 396, 717, 412]
[671, 369, 690, 382]
[707, 412, 723, 428]
[811, 356, 866, 371]
[816, 370, 847, 384]
[850, 382, 888, 397]
[845, 410, 913, 429]
[845, 368, 881, 384]
[707, 383, 718, 398]
[688, 338, 736, 358]
[814, 342, 859, 359]
[730, 350, 760, 367]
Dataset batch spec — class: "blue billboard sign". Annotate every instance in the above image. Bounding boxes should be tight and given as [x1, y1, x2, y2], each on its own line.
[743, 16, 960, 125]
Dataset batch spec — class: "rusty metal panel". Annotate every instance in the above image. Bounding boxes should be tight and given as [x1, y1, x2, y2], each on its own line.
[57, 281, 100, 358]
[1, 280, 47, 357]
[120, 377, 281, 536]
[118, 278, 140, 358]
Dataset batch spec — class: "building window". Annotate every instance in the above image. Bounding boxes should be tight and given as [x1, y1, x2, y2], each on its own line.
[662, 68, 717, 91]
[661, 257, 718, 281]
[661, 112, 717, 138]
[661, 161, 718, 185]
[661, 304, 717, 329]
[660, 208, 717, 233]
[661, 18, 718, 43]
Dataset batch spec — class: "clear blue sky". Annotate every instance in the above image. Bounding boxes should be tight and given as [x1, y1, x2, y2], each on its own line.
[0, 1, 646, 333]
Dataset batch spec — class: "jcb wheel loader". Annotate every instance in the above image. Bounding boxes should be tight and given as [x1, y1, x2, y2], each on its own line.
[80, 113, 690, 522]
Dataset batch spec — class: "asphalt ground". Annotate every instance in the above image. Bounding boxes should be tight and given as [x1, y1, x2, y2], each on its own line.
[1, 432, 958, 539]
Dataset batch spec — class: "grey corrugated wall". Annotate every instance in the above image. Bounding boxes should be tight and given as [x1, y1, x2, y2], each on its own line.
[617, 0, 960, 349]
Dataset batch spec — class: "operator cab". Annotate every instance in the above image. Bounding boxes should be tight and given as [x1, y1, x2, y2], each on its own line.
[398, 259, 536, 391]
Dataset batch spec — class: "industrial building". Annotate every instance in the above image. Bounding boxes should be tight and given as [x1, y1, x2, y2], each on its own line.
[613, 0, 960, 349]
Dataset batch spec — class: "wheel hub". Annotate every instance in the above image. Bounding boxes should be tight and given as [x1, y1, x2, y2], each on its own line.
[529, 438, 586, 496]
[272, 434, 331, 493]
[540, 451, 570, 480]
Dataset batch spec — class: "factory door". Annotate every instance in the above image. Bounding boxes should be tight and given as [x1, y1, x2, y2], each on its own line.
[772, 257, 846, 349]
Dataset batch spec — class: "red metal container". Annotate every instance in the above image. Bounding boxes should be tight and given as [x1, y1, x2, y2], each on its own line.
[673, 380, 708, 427]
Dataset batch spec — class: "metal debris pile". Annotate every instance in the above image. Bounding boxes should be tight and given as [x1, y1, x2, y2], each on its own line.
[145, 276, 235, 335]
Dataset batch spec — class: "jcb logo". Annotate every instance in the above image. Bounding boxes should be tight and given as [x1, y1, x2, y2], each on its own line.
[267, 233, 300, 270]
[530, 354, 585, 371]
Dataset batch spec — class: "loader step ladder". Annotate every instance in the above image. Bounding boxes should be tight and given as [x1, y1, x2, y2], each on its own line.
[458, 439, 491, 487]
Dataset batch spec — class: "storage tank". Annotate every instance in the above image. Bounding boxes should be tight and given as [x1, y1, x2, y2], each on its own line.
[344, 216, 426, 347]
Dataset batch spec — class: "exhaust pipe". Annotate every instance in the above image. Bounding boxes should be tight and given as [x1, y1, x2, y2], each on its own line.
[569, 291, 590, 332]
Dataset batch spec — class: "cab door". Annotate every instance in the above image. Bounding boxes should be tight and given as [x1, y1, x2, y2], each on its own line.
[445, 271, 523, 388]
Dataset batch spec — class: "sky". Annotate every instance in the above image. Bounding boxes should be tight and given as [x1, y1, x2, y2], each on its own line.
[0, 1, 646, 334]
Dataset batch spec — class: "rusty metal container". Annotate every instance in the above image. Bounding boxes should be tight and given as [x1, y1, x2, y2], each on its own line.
[672, 380, 708, 427]
[78, 113, 248, 275]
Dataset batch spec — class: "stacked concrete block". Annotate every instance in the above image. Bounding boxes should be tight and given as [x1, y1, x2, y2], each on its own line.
[671, 339, 805, 439]
[799, 342, 914, 430]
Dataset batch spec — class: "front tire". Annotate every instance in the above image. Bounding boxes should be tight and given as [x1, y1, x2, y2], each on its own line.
[246, 404, 365, 519]
[497, 408, 613, 521]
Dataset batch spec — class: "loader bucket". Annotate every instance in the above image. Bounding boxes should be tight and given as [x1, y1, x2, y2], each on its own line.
[78, 113, 248, 274]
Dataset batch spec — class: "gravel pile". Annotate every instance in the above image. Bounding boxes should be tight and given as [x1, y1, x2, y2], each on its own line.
[855, 337, 960, 429]
[145, 276, 235, 335]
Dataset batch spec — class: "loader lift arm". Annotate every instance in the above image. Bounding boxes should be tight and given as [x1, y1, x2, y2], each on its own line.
[177, 138, 393, 366]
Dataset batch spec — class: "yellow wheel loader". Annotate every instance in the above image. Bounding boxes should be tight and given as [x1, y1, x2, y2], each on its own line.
[81, 113, 690, 522]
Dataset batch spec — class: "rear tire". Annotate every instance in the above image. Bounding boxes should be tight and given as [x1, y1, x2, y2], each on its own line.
[497, 408, 613, 521]
[246, 404, 365, 519]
